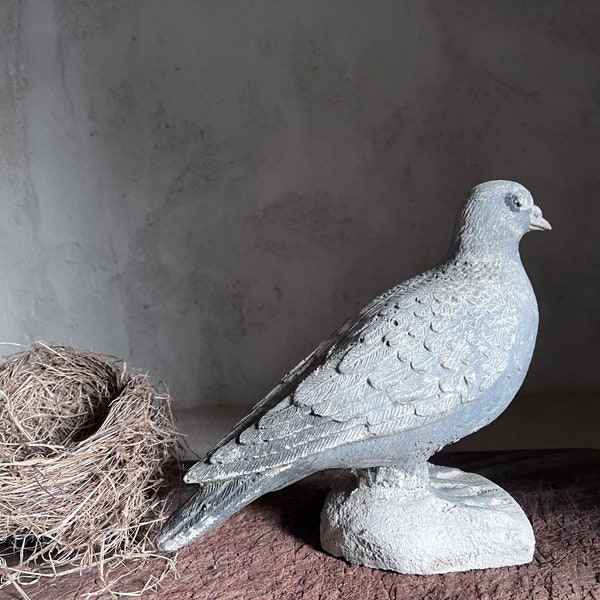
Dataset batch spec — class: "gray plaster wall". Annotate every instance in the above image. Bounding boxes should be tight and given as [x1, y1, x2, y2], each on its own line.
[0, 1, 598, 425]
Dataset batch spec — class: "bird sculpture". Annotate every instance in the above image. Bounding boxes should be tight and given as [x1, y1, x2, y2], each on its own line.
[158, 180, 551, 554]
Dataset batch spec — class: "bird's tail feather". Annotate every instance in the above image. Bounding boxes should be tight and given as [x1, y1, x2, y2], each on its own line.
[157, 471, 280, 552]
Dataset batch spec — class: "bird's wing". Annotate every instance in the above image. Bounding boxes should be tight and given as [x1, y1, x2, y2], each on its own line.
[188, 268, 517, 482]
[199, 275, 403, 455]
[201, 300, 370, 454]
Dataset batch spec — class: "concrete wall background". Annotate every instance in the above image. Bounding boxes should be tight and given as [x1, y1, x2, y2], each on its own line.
[0, 2, 599, 439]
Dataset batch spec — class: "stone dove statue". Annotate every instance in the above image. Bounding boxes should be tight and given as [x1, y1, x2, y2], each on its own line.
[158, 180, 551, 562]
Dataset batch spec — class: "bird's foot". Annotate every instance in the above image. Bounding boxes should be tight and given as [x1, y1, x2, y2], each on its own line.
[357, 462, 429, 490]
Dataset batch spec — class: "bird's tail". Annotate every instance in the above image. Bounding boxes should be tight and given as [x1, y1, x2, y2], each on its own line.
[157, 471, 283, 552]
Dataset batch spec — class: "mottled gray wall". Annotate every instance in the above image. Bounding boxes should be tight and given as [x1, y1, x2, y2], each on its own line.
[0, 1, 598, 412]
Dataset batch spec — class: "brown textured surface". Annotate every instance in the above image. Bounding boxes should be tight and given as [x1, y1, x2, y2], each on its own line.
[5, 450, 600, 599]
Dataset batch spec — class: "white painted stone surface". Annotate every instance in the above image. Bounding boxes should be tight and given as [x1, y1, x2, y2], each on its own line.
[321, 464, 535, 574]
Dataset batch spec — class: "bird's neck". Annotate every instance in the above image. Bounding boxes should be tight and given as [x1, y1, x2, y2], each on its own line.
[448, 228, 523, 266]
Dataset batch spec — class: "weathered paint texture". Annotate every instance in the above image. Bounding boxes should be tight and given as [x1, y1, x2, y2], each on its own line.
[0, 1, 597, 409]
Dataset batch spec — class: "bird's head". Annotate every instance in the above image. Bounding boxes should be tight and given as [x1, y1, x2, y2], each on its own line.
[451, 180, 551, 257]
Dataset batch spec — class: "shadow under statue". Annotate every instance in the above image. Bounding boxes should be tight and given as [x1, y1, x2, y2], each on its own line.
[158, 180, 551, 574]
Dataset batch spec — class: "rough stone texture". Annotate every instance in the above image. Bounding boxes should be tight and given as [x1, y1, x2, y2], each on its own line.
[0, 2, 599, 413]
[6, 449, 600, 599]
[321, 464, 535, 573]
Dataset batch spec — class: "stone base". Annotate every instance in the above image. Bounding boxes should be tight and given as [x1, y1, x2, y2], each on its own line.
[320, 463, 535, 574]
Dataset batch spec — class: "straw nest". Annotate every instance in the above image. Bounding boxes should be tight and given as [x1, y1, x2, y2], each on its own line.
[0, 342, 182, 596]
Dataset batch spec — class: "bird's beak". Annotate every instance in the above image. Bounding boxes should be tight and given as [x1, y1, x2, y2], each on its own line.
[529, 205, 552, 231]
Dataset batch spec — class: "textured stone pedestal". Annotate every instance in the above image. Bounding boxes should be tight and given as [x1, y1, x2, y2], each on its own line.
[320, 463, 535, 574]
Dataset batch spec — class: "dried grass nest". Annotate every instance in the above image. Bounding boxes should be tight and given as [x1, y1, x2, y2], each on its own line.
[0, 342, 182, 596]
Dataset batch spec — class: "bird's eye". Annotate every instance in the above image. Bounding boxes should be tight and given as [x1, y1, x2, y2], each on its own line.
[505, 193, 523, 211]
